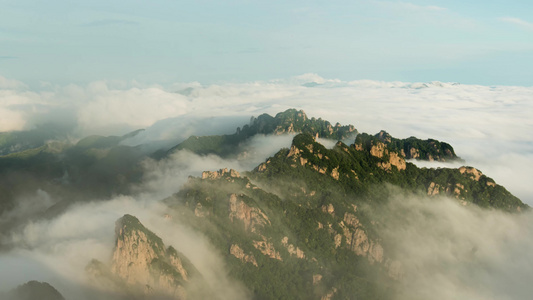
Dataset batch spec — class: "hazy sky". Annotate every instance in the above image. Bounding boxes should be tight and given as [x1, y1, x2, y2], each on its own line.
[1, 0, 532, 86]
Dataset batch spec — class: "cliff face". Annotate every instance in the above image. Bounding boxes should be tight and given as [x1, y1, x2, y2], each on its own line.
[88, 215, 199, 299]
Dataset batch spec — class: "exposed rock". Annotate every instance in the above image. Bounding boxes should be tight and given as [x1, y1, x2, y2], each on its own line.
[343, 213, 360, 228]
[287, 145, 302, 158]
[454, 183, 465, 197]
[194, 202, 208, 217]
[322, 203, 335, 216]
[459, 166, 482, 181]
[331, 167, 340, 180]
[427, 182, 440, 196]
[229, 193, 270, 233]
[111, 216, 165, 286]
[375, 130, 392, 143]
[389, 152, 406, 171]
[321, 287, 338, 300]
[334, 234, 342, 248]
[257, 163, 267, 172]
[368, 241, 384, 263]
[370, 142, 386, 158]
[313, 274, 323, 285]
[350, 228, 370, 256]
[230, 244, 258, 267]
[340, 221, 383, 263]
[108, 214, 196, 299]
[202, 168, 240, 180]
[312, 164, 327, 174]
[409, 147, 420, 159]
[253, 237, 282, 260]
[376, 151, 406, 172]
[281, 236, 306, 259]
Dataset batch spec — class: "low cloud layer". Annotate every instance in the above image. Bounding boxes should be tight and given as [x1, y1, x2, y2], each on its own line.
[0, 71, 531, 298]
[1, 195, 249, 299]
[1, 74, 530, 203]
[0, 133, 293, 298]
[371, 189, 533, 300]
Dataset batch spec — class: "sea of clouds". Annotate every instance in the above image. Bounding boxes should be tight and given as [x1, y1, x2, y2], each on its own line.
[1, 73, 531, 203]
[1, 73, 532, 299]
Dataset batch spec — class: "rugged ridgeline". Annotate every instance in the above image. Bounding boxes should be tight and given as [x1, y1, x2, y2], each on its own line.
[165, 133, 526, 299]
[373, 130, 459, 162]
[166, 109, 357, 157]
[87, 214, 205, 299]
[166, 109, 461, 162]
[0, 108, 459, 216]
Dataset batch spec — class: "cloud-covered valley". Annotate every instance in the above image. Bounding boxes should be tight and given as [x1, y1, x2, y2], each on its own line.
[1, 73, 531, 203]
[0, 74, 532, 299]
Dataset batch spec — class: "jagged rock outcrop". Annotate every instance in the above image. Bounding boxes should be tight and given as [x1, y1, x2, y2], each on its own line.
[281, 236, 306, 259]
[228, 193, 270, 233]
[253, 237, 282, 260]
[373, 130, 460, 162]
[230, 244, 258, 266]
[167, 108, 358, 158]
[88, 214, 199, 299]
[202, 168, 240, 180]
[459, 166, 482, 181]
[341, 219, 384, 263]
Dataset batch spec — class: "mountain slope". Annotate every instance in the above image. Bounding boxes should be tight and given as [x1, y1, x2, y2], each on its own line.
[163, 133, 526, 299]
[87, 214, 203, 299]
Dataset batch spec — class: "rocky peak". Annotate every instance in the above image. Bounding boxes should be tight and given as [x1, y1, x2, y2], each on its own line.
[459, 166, 482, 181]
[375, 130, 392, 143]
[101, 214, 199, 298]
[202, 168, 240, 179]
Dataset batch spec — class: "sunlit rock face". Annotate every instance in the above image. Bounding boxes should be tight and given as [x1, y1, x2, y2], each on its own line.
[86, 215, 199, 299]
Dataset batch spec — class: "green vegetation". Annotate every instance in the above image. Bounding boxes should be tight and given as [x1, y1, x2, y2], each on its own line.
[0, 109, 526, 300]
[166, 108, 357, 157]
[5, 281, 65, 300]
[117, 214, 166, 253]
[163, 131, 526, 299]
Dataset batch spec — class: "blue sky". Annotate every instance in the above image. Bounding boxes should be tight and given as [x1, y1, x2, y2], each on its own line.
[1, 0, 532, 86]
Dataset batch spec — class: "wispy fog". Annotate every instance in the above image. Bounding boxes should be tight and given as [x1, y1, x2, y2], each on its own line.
[0, 74, 530, 202]
[0, 74, 532, 298]
[0, 133, 292, 298]
[370, 188, 533, 300]
[1, 196, 249, 299]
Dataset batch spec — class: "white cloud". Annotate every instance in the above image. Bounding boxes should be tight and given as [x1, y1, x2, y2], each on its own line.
[499, 17, 533, 31]
[374, 1, 447, 13]
[0, 76, 27, 90]
[0, 73, 532, 299]
[371, 191, 533, 299]
[0, 74, 531, 204]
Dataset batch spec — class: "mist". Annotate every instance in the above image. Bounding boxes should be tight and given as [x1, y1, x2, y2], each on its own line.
[369, 187, 533, 300]
[0, 74, 532, 298]
[1, 74, 530, 203]
[0, 132, 294, 298]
